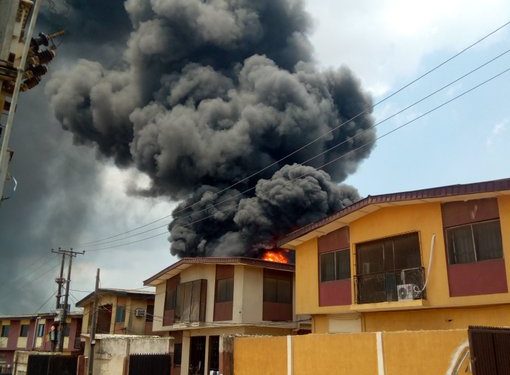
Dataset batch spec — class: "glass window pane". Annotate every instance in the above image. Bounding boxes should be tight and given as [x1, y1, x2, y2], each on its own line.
[277, 279, 292, 304]
[336, 250, 350, 279]
[474, 221, 503, 261]
[115, 306, 125, 323]
[357, 242, 384, 274]
[447, 226, 475, 264]
[37, 324, 45, 337]
[320, 252, 336, 282]
[263, 278, 277, 302]
[393, 233, 421, 270]
[20, 325, 29, 337]
[216, 278, 234, 303]
[1, 326, 9, 337]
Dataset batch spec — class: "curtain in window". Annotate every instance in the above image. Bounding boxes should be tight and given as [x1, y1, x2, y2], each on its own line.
[447, 225, 475, 264]
[474, 221, 503, 261]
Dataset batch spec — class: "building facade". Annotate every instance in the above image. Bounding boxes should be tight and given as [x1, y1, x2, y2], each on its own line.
[278, 178, 510, 334]
[0, 311, 82, 372]
[144, 257, 300, 375]
[76, 288, 155, 337]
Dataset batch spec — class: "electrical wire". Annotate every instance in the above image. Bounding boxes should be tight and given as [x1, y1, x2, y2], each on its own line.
[34, 290, 57, 313]
[74, 19, 510, 248]
[80, 62, 510, 251]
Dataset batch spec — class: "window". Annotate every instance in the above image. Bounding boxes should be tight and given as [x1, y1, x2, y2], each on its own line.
[320, 249, 350, 282]
[174, 343, 182, 366]
[1, 325, 9, 337]
[263, 277, 292, 304]
[20, 324, 29, 337]
[146, 304, 154, 323]
[115, 306, 126, 323]
[175, 280, 207, 323]
[356, 232, 423, 304]
[357, 232, 421, 275]
[36, 324, 45, 337]
[215, 278, 234, 303]
[446, 220, 503, 264]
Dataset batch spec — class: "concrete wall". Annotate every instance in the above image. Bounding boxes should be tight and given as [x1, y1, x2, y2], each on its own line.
[234, 329, 470, 375]
[90, 336, 173, 375]
[293, 195, 510, 331]
[240, 266, 263, 323]
[234, 336, 287, 375]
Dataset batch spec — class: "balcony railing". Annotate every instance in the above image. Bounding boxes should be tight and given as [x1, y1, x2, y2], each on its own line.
[355, 267, 426, 304]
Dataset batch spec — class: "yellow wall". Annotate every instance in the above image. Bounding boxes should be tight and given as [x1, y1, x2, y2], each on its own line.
[293, 333, 378, 375]
[364, 304, 510, 332]
[294, 196, 510, 321]
[234, 336, 287, 375]
[384, 330, 467, 375]
[234, 330, 470, 375]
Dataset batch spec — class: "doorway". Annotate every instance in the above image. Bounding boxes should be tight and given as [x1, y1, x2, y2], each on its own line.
[189, 336, 206, 375]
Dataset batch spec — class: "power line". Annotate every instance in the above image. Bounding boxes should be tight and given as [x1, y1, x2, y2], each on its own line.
[179, 65, 510, 230]
[73, 19, 510, 248]
[79, 50, 510, 251]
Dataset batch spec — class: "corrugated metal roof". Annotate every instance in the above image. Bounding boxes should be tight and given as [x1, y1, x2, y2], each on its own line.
[144, 257, 295, 286]
[277, 177, 510, 247]
[75, 288, 155, 307]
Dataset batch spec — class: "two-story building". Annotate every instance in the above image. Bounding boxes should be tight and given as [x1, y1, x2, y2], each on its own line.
[278, 178, 510, 334]
[144, 257, 300, 375]
[0, 311, 82, 372]
[75, 288, 155, 337]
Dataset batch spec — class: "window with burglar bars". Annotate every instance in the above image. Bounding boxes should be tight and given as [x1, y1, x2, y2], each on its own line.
[355, 232, 424, 304]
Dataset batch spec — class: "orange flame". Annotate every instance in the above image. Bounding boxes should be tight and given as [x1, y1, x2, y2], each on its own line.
[261, 250, 288, 264]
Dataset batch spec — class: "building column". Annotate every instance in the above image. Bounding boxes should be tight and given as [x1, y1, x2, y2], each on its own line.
[181, 331, 190, 375]
[203, 335, 210, 375]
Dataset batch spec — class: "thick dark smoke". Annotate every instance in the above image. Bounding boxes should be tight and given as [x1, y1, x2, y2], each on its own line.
[46, 0, 376, 257]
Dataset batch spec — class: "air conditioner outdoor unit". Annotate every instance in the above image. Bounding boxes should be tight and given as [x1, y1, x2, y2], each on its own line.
[134, 308, 146, 318]
[397, 284, 419, 301]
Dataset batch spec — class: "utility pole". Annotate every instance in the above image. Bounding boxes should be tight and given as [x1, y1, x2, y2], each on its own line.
[51, 248, 66, 310]
[88, 268, 100, 375]
[52, 248, 84, 352]
[0, 0, 42, 201]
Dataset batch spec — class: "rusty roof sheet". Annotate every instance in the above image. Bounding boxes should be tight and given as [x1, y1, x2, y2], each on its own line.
[277, 177, 510, 247]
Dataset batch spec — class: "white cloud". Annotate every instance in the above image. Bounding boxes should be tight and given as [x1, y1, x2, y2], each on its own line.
[486, 119, 508, 147]
[306, 0, 510, 94]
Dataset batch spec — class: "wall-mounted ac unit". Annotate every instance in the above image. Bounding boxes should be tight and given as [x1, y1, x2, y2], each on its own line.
[134, 308, 146, 318]
[397, 284, 418, 301]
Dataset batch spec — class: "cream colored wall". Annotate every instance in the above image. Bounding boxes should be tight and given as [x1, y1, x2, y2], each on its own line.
[240, 266, 263, 323]
[232, 265, 245, 323]
[128, 298, 150, 334]
[153, 283, 166, 332]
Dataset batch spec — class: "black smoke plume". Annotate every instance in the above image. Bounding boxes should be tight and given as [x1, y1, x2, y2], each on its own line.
[47, 0, 376, 257]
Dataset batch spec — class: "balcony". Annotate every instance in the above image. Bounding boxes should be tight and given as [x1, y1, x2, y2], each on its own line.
[355, 267, 426, 304]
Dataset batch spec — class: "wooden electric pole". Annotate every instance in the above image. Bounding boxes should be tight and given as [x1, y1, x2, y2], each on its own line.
[88, 268, 100, 375]
[51, 248, 66, 310]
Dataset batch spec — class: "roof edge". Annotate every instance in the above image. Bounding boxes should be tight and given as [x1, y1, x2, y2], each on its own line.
[277, 177, 510, 247]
